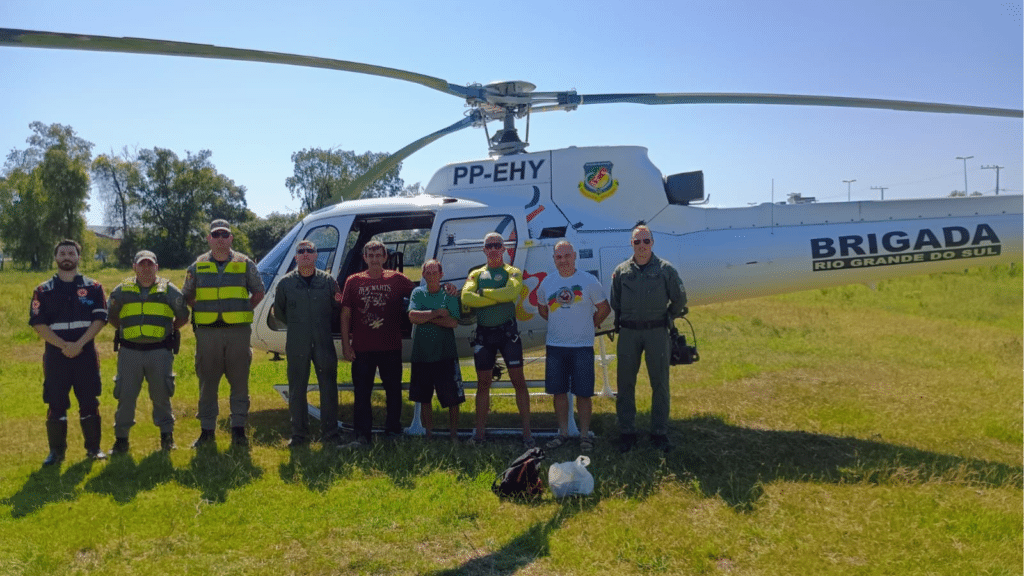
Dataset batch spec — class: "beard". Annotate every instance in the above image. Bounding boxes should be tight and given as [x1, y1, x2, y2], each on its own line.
[57, 259, 77, 271]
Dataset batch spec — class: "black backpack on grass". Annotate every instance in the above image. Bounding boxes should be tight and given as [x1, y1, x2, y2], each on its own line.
[492, 447, 546, 498]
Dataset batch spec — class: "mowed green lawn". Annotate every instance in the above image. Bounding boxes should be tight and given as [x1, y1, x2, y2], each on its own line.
[0, 264, 1020, 576]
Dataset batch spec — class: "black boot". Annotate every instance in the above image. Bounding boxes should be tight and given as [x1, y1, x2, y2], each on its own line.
[161, 432, 176, 451]
[110, 437, 130, 455]
[43, 419, 67, 466]
[231, 426, 249, 447]
[81, 414, 107, 460]
[191, 429, 215, 448]
[618, 433, 638, 454]
[650, 434, 673, 453]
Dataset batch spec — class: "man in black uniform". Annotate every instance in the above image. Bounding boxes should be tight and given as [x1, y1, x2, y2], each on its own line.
[29, 239, 109, 465]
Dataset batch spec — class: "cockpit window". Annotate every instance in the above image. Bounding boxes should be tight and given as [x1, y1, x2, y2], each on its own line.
[257, 221, 303, 292]
[284, 225, 341, 274]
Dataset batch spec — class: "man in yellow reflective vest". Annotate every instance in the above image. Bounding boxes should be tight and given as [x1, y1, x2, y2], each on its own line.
[182, 220, 265, 448]
[106, 250, 190, 453]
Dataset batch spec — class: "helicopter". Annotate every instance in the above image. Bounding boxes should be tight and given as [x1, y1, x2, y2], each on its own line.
[2, 28, 1021, 366]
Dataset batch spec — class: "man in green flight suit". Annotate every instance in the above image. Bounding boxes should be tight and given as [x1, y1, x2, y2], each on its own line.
[461, 232, 534, 447]
[107, 250, 190, 453]
[273, 240, 343, 448]
[610, 224, 687, 453]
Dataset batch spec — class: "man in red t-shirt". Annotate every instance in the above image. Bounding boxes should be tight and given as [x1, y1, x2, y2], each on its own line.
[340, 240, 415, 445]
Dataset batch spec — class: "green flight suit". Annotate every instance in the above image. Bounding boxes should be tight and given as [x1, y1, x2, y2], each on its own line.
[609, 253, 687, 436]
[273, 268, 342, 442]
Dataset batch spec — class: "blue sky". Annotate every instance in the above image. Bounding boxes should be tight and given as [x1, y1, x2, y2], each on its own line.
[1, 0, 1020, 223]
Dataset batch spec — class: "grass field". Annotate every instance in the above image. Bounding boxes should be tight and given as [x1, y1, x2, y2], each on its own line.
[0, 264, 1020, 575]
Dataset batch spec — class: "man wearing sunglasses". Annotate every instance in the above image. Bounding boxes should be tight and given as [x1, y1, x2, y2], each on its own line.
[609, 224, 687, 453]
[460, 232, 534, 447]
[273, 240, 342, 448]
[182, 219, 265, 449]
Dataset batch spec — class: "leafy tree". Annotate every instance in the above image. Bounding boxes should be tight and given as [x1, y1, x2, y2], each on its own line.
[0, 169, 49, 268]
[131, 148, 252, 267]
[4, 121, 93, 172]
[285, 147, 404, 212]
[0, 122, 93, 269]
[401, 182, 423, 197]
[40, 146, 90, 241]
[238, 211, 302, 261]
[92, 150, 143, 265]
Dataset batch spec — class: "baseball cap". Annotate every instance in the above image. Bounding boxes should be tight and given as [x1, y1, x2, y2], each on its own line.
[134, 250, 158, 264]
[210, 219, 232, 233]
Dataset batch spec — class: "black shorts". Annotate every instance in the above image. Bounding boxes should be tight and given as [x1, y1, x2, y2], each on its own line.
[409, 359, 465, 408]
[472, 319, 524, 372]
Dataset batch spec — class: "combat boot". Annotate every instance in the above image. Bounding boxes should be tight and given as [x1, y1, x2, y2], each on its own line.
[110, 437, 130, 455]
[191, 429, 215, 448]
[231, 426, 249, 447]
[160, 432, 176, 451]
[43, 419, 68, 466]
[618, 433, 638, 453]
[81, 414, 107, 460]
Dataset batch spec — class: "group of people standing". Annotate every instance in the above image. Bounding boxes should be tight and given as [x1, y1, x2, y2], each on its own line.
[29, 220, 686, 466]
[30, 219, 265, 465]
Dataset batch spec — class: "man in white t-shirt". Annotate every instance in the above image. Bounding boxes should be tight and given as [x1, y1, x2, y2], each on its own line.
[536, 241, 611, 453]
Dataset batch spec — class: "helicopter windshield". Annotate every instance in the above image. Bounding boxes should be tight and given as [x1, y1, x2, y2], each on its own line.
[257, 221, 303, 291]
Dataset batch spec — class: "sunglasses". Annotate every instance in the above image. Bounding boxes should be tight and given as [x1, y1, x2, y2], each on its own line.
[484, 243, 504, 250]
[296, 248, 316, 254]
[632, 238, 652, 245]
[211, 231, 231, 238]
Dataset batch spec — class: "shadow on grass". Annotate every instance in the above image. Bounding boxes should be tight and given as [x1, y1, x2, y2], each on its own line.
[604, 414, 1023, 510]
[245, 408, 291, 447]
[83, 450, 176, 504]
[2, 459, 95, 518]
[174, 444, 264, 503]
[424, 499, 597, 576]
[273, 413, 1022, 514]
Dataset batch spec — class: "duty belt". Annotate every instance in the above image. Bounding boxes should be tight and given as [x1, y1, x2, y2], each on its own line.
[619, 318, 668, 330]
[119, 340, 169, 351]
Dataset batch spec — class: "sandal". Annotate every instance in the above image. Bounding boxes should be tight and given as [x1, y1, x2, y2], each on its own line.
[579, 438, 594, 453]
[544, 435, 568, 450]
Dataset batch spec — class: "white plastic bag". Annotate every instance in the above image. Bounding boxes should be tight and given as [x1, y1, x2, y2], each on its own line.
[548, 455, 594, 497]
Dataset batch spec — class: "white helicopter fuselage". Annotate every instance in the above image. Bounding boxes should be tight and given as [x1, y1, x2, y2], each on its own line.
[251, 145, 1022, 360]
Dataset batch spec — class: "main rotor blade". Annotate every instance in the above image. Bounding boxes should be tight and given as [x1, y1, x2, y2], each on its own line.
[0, 28, 481, 101]
[557, 92, 1023, 118]
[330, 112, 480, 204]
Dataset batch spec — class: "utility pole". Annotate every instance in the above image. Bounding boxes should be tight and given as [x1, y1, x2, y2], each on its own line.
[871, 186, 888, 200]
[956, 156, 974, 195]
[843, 179, 856, 201]
[981, 164, 1003, 195]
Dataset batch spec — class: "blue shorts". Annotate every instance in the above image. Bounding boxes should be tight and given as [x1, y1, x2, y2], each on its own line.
[544, 345, 595, 397]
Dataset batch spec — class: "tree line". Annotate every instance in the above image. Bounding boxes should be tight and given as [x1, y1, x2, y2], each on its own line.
[1, 122, 411, 269]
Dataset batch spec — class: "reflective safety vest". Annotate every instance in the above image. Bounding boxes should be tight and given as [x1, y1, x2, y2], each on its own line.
[192, 260, 254, 325]
[118, 279, 175, 342]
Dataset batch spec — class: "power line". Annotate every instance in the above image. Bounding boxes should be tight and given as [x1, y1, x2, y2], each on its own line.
[981, 164, 1003, 195]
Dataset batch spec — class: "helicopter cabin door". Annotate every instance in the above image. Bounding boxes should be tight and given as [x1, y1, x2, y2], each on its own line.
[425, 209, 530, 359]
[428, 212, 526, 284]
[253, 215, 353, 351]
